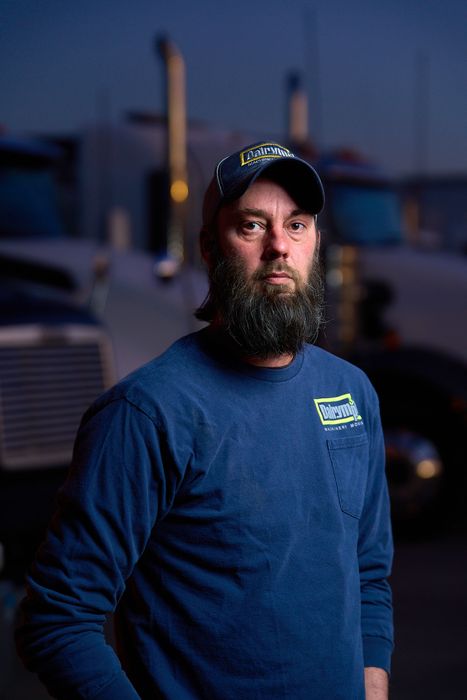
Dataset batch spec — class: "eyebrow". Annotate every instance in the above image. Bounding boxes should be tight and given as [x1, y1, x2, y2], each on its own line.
[236, 207, 313, 219]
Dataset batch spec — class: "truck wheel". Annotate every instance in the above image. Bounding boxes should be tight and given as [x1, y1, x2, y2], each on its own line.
[384, 427, 444, 528]
[377, 378, 466, 535]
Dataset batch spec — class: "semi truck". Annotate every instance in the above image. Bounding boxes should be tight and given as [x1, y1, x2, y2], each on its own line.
[314, 148, 467, 531]
[1, 39, 466, 575]
[0, 136, 117, 577]
[0, 132, 207, 577]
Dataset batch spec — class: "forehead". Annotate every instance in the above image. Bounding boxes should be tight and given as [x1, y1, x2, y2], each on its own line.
[220, 178, 308, 217]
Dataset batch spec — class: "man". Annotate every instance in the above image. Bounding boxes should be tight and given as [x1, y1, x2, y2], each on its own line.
[16, 141, 393, 699]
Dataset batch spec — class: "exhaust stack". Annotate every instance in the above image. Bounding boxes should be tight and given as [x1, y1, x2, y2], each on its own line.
[156, 36, 189, 267]
[286, 72, 309, 146]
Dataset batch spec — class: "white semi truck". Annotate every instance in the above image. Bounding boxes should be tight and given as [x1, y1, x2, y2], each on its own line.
[314, 150, 467, 532]
[1, 40, 466, 574]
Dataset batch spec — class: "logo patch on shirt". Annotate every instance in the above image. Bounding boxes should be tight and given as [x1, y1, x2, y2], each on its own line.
[314, 394, 362, 426]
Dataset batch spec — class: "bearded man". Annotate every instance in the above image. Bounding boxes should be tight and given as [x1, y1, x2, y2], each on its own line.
[17, 142, 393, 700]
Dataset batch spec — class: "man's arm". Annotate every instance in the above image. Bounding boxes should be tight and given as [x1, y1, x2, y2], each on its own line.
[16, 397, 175, 699]
[365, 666, 389, 700]
[358, 385, 394, 678]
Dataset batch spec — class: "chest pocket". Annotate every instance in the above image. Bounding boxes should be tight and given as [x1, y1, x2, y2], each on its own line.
[327, 434, 369, 519]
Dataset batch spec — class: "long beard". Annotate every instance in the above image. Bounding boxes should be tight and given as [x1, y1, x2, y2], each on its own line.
[195, 251, 324, 359]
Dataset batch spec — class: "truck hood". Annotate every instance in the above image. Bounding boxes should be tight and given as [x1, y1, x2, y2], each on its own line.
[359, 247, 467, 364]
[0, 284, 98, 327]
[0, 239, 208, 379]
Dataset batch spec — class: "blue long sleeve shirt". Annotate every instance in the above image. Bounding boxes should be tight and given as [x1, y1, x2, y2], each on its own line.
[16, 329, 393, 699]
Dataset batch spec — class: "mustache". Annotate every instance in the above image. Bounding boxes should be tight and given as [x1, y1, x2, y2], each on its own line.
[252, 262, 300, 283]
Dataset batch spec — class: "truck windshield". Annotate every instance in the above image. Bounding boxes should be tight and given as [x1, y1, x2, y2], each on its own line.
[331, 184, 402, 245]
[0, 166, 65, 239]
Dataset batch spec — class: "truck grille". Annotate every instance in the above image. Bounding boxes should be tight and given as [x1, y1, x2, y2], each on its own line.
[0, 324, 115, 471]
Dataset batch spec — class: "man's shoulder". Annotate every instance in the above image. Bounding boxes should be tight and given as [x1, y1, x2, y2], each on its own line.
[303, 344, 377, 395]
[304, 343, 365, 375]
[86, 331, 207, 420]
[124, 331, 204, 383]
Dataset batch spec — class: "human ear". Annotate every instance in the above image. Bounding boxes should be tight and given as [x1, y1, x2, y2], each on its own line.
[314, 221, 321, 252]
[200, 226, 215, 265]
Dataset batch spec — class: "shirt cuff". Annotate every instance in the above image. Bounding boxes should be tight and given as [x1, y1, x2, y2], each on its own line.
[362, 635, 393, 674]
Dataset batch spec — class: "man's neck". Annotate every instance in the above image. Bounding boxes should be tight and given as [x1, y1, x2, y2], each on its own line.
[244, 353, 294, 368]
[207, 324, 294, 368]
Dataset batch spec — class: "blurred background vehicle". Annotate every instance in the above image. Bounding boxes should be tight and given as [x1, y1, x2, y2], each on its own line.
[0, 123, 214, 579]
[0, 137, 116, 578]
[2, 40, 465, 583]
[1, 3, 467, 694]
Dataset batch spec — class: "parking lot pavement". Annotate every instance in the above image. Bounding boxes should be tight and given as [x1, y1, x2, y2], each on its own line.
[390, 531, 467, 699]
[1, 531, 466, 699]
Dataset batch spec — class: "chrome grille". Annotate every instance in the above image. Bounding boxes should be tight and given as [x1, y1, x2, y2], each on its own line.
[0, 325, 115, 470]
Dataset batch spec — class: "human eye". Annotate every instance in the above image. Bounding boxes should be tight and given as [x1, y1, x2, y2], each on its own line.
[240, 220, 263, 236]
[288, 220, 308, 236]
[290, 221, 305, 231]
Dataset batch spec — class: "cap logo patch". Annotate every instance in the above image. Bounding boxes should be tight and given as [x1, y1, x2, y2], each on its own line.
[240, 143, 294, 167]
[314, 394, 362, 426]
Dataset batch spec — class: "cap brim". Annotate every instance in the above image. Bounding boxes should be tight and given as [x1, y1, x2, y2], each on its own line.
[228, 157, 325, 215]
[202, 147, 325, 228]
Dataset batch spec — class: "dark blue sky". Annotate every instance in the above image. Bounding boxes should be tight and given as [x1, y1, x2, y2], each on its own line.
[1, 0, 466, 175]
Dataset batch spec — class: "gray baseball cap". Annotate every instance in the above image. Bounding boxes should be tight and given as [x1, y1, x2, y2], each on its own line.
[202, 141, 325, 227]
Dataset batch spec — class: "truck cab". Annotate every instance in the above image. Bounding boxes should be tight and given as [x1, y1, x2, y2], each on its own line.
[0, 136, 115, 577]
[316, 150, 467, 532]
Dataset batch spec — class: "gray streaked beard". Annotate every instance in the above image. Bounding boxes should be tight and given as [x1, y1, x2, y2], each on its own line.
[195, 250, 324, 359]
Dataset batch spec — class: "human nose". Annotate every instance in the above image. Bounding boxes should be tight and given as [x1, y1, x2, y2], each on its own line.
[261, 224, 290, 260]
